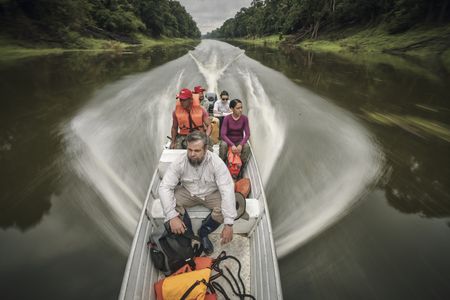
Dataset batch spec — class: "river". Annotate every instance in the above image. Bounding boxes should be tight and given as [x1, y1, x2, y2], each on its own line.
[0, 40, 449, 299]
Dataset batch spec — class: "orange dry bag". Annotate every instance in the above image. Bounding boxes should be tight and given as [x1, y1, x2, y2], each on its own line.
[235, 178, 251, 199]
[154, 257, 216, 300]
[227, 147, 242, 179]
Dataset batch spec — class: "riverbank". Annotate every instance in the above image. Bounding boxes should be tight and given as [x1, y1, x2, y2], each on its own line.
[230, 35, 282, 48]
[0, 34, 198, 61]
[228, 24, 450, 70]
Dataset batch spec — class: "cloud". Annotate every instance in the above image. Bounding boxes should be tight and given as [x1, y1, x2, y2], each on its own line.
[178, 0, 252, 34]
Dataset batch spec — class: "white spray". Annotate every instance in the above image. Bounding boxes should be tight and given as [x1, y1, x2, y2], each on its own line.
[63, 40, 382, 258]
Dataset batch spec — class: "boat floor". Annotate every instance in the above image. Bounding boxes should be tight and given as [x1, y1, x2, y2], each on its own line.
[156, 144, 252, 298]
[157, 233, 251, 299]
[205, 146, 251, 298]
[209, 233, 251, 298]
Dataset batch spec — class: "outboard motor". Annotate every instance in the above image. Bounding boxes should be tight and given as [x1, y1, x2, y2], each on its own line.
[205, 92, 217, 114]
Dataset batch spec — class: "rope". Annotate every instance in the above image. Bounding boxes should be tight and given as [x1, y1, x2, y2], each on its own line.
[211, 251, 256, 300]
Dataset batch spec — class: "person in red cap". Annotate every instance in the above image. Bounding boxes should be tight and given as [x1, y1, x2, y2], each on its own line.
[193, 85, 205, 94]
[171, 88, 211, 150]
[193, 85, 210, 112]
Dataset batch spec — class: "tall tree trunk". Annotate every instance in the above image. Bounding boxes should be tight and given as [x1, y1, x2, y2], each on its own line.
[331, 0, 336, 12]
[312, 20, 320, 39]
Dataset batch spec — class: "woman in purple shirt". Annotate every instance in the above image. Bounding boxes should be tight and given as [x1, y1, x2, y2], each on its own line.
[219, 99, 251, 170]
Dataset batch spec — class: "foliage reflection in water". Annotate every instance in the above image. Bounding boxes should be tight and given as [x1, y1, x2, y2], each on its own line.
[0, 44, 196, 300]
[230, 43, 450, 299]
[234, 42, 450, 219]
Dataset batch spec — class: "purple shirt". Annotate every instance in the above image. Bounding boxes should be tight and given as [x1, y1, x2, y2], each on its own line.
[221, 114, 250, 146]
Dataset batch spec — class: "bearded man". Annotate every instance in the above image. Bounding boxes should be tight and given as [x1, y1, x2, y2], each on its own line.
[159, 131, 237, 255]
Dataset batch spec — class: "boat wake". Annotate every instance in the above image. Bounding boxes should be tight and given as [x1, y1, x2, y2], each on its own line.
[62, 40, 383, 258]
[188, 43, 245, 94]
[62, 63, 187, 254]
[188, 42, 285, 182]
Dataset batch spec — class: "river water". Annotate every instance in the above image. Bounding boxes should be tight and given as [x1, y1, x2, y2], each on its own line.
[0, 40, 449, 299]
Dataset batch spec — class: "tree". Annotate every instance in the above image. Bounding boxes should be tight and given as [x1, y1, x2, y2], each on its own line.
[0, 0, 201, 43]
[205, 0, 450, 39]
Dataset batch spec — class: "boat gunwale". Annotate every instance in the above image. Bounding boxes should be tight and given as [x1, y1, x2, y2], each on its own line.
[119, 144, 283, 299]
[248, 143, 283, 299]
[118, 168, 158, 300]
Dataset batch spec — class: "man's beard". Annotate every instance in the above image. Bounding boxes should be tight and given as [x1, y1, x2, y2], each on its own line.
[188, 156, 204, 166]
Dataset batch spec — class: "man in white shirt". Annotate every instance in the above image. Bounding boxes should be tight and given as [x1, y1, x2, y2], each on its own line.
[159, 131, 237, 255]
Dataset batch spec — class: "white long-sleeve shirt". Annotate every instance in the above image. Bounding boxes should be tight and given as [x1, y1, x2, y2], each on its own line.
[213, 100, 231, 117]
[158, 151, 237, 225]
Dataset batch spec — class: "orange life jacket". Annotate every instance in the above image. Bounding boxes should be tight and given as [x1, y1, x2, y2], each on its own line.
[175, 94, 204, 135]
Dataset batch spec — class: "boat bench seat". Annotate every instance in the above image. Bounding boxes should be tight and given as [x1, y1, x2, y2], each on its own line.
[150, 198, 260, 234]
[157, 149, 186, 179]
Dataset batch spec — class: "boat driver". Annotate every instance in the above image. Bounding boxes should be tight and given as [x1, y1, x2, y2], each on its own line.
[193, 85, 210, 113]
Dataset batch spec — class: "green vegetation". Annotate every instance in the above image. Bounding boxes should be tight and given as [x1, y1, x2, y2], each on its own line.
[229, 35, 282, 48]
[0, 0, 200, 54]
[208, 0, 450, 65]
[134, 34, 197, 48]
[0, 36, 199, 64]
[208, 0, 449, 39]
[0, 34, 197, 62]
[297, 25, 450, 58]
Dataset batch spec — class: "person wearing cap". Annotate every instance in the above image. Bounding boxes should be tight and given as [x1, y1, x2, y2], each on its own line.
[193, 85, 210, 113]
[171, 88, 211, 150]
[214, 90, 232, 133]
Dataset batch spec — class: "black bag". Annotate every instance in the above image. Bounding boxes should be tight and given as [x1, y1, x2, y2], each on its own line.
[149, 222, 202, 275]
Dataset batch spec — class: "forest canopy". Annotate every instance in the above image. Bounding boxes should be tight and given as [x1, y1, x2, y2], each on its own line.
[206, 0, 450, 39]
[0, 0, 201, 44]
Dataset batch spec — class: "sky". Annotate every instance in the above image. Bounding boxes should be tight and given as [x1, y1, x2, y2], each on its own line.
[178, 0, 253, 35]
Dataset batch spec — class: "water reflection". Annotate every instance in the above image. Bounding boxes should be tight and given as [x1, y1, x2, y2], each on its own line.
[232, 42, 450, 219]
[383, 137, 450, 218]
[0, 44, 196, 230]
[279, 188, 450, 300]
[242, 44, 450, 300]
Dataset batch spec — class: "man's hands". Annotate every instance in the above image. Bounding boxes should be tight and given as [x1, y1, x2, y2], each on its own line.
[221, 225, 233, 245]
[170, 217, 233, 245]
[169, 216, 186, 234]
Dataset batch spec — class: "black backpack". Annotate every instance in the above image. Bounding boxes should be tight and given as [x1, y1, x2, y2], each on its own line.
[149, 222, 202, 275]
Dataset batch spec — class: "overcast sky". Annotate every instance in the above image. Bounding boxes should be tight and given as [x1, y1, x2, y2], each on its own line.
[178, 0, 252, 35]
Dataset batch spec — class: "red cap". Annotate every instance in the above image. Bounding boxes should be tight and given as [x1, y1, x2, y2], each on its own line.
[178, 88, 193, 100]
[193, 85, 205, 93]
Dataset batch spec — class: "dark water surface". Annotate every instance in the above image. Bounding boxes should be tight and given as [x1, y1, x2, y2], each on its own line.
[1, 40, 449, 300]
[233, 44, 450, 299]
[0, 44, 197, 300]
